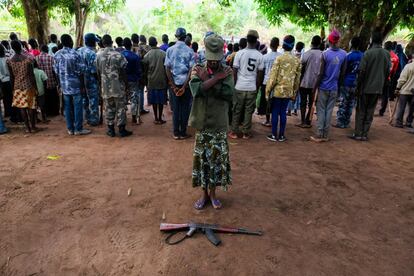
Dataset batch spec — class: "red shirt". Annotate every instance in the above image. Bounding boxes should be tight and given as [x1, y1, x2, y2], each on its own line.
[29, 49, 41, 57]
[389, 50, 399, 80]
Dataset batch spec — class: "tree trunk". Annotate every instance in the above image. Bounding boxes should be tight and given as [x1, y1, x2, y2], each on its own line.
[21, 0, 49, 45]
[324, 0, 405, 51]
[74, 0, 92, 48]
[320, 26, 326, 41]
[406, 36, 414, 58]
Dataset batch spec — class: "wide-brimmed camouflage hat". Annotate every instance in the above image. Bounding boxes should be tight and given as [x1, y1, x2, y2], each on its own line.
[204, 34, 224, 61]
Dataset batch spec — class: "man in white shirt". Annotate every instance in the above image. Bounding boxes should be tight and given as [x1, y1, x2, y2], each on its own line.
[229, 30, 264, 139]
[258, 37, 281, 126]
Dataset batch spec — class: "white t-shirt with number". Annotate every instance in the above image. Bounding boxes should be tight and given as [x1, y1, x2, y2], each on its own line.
[233, 48, 264, 91]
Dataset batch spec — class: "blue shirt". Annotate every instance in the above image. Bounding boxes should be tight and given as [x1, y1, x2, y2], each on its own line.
[343, 50, 363, 88]
[164, 41, 195, 85]
[122, 50, 141, 82]
[160, 43, 169, 52]
[77, 46, 98, 91]
[53, 47, 85, 95]
[319, 47, 347, 91]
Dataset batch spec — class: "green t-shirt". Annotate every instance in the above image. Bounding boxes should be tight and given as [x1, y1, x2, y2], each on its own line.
[33, 68, 48, 96]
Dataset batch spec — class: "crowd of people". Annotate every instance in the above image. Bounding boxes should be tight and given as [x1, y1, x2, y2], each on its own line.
[0, 27, 413, 209]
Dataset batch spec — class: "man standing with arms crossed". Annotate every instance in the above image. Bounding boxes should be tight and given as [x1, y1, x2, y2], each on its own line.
[229, 30, 264, 139]
[165, 27, 195, 140]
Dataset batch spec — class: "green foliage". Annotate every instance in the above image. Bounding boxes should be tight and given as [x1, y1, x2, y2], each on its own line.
[0, 9, 27, 39]
[254, 0, 327, 28]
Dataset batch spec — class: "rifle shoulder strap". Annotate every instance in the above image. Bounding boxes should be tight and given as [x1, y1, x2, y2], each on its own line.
[165, 231, 189, 245]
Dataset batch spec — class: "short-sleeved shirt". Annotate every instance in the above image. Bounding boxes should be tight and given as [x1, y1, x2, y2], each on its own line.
[300, 48, 323, 89]
[33, 68, 48, 96]
[36, 52, 57, 89]
[77, 46, 98, 92]
[53, 47, 85, 95]
[143, 47, 167, 90]
[121, 50, 141, 83]
[48, 43, 57, 55]
[263, 51, 281, 85]
[95, 47, 128, 99]
[233, 48, 264, 91]
[319, 47, 347, 91]
[160, 43, 169, 52]
[164, 41, 195, 86]
[7, 55, 36, 91]
[343, 50, 363, 88]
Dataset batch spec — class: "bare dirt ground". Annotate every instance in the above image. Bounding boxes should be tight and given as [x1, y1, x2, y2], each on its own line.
[1, 104, 414, 276]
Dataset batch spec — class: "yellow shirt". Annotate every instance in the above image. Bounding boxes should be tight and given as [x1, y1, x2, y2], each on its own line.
[265, 52, 301, 99]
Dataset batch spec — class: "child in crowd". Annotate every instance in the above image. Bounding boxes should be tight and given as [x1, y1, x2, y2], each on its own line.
[33, 60, 49, 123]
[266, 35, 301, 142]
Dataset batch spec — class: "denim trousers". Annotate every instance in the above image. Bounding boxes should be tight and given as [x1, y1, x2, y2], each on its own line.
[171, 87, 191, 136]
[316, 89, 337, 137]
[64, 93, 83, 132]
[0, 103, 7, 133]
[271, 98, 290, 137]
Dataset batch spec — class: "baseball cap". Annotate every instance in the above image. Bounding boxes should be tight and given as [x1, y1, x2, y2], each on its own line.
[175, 27, 187, 39]
[84, 33, 100, 44]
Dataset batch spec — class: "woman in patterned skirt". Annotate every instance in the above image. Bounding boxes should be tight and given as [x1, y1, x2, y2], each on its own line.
[7, 40, 38, 133]
[189, 34, 234, 210]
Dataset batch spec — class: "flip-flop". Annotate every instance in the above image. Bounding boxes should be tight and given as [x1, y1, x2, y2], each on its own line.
[194, 198, 208, 210]
[211, 198, 222, 209]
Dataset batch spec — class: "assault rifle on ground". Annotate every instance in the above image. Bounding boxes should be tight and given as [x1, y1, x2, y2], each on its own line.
[160, 222, 263, 246]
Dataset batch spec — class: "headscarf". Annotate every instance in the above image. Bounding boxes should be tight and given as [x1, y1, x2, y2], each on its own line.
[328, 29, 340, 44]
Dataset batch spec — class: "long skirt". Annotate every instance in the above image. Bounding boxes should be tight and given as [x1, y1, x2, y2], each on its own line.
[192, 131, 232, 191]
[12, 87, 37, 109]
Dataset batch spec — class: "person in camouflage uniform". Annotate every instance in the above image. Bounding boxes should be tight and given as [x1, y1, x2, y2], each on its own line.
[265, 35, 302, 142]
[77, 33, 100, 126]
[95, 35, 133, 137]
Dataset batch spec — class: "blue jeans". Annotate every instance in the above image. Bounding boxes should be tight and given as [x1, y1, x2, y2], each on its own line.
[0, 103, 7, 133]
[316, 89, 338, 137]
[83, 89, 100, 125]
[64, 94, 84, 132]
[171, 87, 191, 136]
[336, 86, 356, 128]
[288, 93, 301, 112]
[271, 98, 290, 138]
